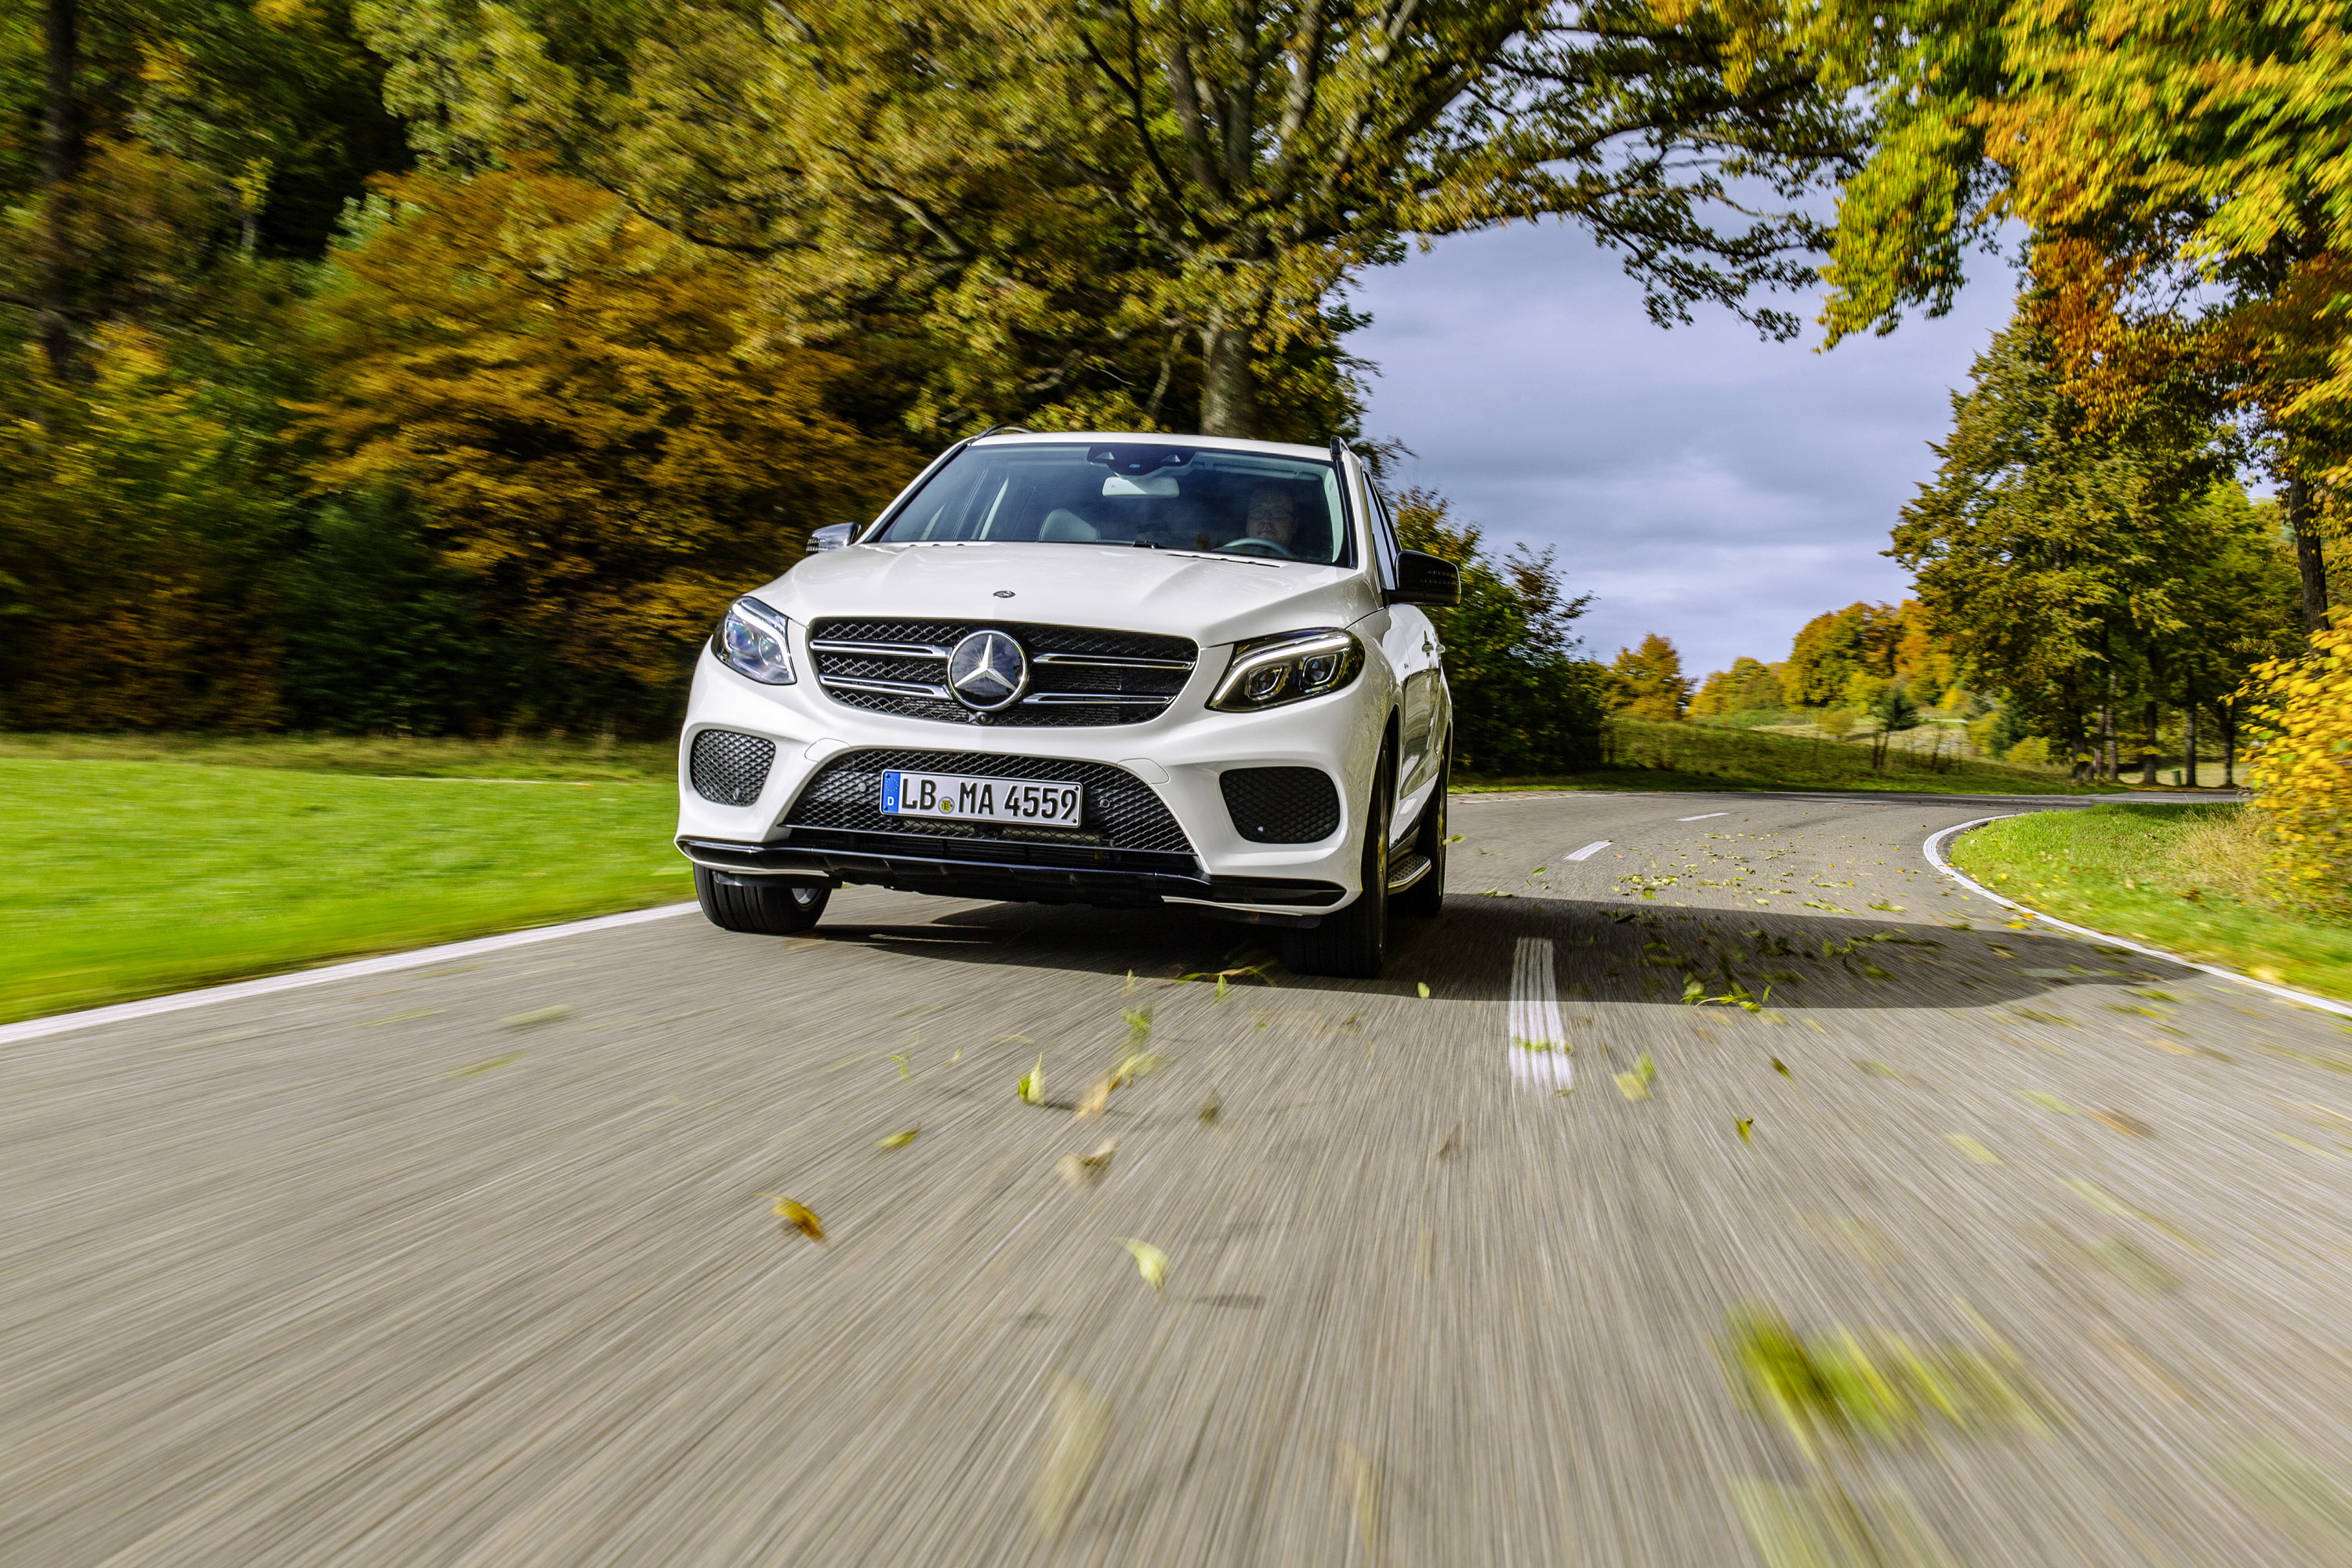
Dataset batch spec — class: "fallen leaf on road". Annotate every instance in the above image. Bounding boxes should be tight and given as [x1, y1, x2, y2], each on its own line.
[877, 1128, 920, 1149]
[1122, 1006, 1152, 1041]
[2090, 1109, 2151, 1136]
[1435, 1124, 1461, 1159]
[1198, 1091, 1220, 1127]
[1616, 1055, 1657, 1101]
[446, 1052, 524, 1077]
[1417, 982, 1431, 999]
[1018, 1055, 1045, 1105]
[2020, 1091, 2074, 1115]
[1031, 1375, 1109, 1537]
[1337, 1441, 1379, 1551]
[1117, 1237, 1167, 1292]
[499, 1006, 571, 1029]
[1737, 1118, 1754, 1142]
[1945, 1134, 2002, 1165]
[1772, 1058, 1791, 1076]
[757, 1195, 825, 1241]
[1057, 1140, 1116, 1189]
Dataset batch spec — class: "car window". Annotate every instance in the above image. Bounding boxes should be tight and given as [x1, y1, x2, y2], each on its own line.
[874, 443, 1356, 567]
[1368, 483, 1401, 590]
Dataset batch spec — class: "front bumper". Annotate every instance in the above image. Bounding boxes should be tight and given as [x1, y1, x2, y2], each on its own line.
[675, 633, 1388, 916]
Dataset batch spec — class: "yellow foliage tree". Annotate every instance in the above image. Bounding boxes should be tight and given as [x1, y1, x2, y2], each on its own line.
[2246, 630, 2352, 920]
[300, 164, 913, 688]
[1612, 634, 1693, 721]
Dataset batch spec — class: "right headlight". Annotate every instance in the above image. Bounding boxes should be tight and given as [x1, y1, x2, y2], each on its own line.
[713, 597, 797, 684]
[1208, 628, 1365, 712]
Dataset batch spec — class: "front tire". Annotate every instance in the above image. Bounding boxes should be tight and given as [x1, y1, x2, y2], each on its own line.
[1392, 738, 1451, 920]
[1282, 751, 1393, 978]
[695, 866, 831, 935]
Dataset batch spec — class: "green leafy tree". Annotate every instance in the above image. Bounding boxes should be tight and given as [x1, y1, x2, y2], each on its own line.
[1892, 310, 2295, 780]
[1393, 488, 1606, 774]
[352, 0, 1868, 438]
[1779, 602, 1900, 708]
[1690, 654, 1784, 716]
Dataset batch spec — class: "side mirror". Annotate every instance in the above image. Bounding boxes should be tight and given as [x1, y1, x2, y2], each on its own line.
[1389, 549, 1461, 608]
[808, 522, 855, 553]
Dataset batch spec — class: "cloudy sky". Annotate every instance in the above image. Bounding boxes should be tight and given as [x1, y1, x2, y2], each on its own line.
[1348, 221, 2017, 681]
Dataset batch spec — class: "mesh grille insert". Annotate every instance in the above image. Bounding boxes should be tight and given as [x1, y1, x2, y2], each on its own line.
[689, 729, 778, 807]
[1220, 767, 1341, 844]
[787, 748, 1194, 857]
[808, 619, 1196, 728]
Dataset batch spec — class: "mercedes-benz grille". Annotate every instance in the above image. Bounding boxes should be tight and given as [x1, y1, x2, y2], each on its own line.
[808, 619, 1196, 728]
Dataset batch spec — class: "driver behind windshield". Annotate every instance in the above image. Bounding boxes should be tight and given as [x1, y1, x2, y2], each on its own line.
[1243, 486, 1298, 551]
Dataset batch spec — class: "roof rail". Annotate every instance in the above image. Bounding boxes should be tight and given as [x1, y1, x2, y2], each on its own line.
[975, 424, 1034, 439]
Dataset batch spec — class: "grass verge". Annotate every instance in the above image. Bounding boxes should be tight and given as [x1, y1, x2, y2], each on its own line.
[1461, 717, 2117, 797]
[1948, 803, 2352, 1004]
[0, 731, 674, 782]
[0, 757, 691, 1024]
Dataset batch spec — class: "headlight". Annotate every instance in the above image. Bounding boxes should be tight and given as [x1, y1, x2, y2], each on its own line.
[713, 597, 797, 684]
[1209, 628, 1364, 712]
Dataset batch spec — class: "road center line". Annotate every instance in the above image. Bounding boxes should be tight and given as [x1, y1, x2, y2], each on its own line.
[1678, 812, 1728, 822]
[1564, 840, 1611, 861]
[1508, 936, 1573, 1091]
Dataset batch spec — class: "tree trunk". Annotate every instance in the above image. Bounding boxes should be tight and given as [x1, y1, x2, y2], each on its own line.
[2183, 698, 2198, 789]
[1198, 311, 1256, 438]
[2288, 476, 2331, 633]
[38, 0, 83, 383]
[2221, 700, 2237, 789]
[2099, 671, 2117, 783]
[2139, 698, 2159, 786]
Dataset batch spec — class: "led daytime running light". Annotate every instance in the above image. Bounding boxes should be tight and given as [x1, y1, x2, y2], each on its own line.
[1210, 629, 1363, 712]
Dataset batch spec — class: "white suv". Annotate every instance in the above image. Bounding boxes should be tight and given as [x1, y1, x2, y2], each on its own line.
[674, 431, 1457, 977]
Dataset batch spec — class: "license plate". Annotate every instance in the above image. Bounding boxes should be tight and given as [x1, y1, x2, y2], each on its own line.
[880, 769, 1084, 826]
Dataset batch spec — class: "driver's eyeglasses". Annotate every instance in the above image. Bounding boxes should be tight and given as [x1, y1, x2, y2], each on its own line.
[1247, 503, 1292, 520]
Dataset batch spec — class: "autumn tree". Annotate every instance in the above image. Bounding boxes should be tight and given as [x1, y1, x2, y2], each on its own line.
[1722, 0, 2352, 631]
[300, 165, 915, 699]
[1612, 633, 1693, 720]
[1777, 602, 1900, 709]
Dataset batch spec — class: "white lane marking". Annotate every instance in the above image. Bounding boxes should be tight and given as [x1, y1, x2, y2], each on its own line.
[1508, 936, 1573, 1090]
[0, 903, 700, 1047]
[1922, 818, 2352, 1020]
[1679, 812, 1728, 822]
[1565, 840, 1611, 861]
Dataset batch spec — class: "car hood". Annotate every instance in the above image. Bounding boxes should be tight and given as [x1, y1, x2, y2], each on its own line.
[753, 542, 1382, 648]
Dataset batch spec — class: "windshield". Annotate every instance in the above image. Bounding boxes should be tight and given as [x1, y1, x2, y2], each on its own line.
[871, 442, 1354, 566]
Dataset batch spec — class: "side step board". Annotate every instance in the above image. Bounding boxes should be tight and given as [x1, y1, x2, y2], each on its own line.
[1386, 852, 1433, 895]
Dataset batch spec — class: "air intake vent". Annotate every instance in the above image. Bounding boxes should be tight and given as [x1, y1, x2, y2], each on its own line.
[1220, 768, 1341, 843]
[689, 729, 776, 806]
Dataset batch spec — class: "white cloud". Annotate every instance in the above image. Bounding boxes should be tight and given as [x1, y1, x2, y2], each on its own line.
[1348, 221, 2016, 679]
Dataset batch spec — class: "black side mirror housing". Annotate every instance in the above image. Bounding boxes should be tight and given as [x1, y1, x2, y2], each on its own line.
[1389, 549, 1461, 608]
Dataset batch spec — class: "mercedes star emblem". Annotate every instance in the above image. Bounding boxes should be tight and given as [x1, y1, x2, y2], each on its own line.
[946, 629, 1029, 712]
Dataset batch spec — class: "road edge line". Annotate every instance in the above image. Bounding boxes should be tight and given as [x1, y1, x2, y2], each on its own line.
[0, 902, 700, 1047]
[1922, 817, 2352, 1021]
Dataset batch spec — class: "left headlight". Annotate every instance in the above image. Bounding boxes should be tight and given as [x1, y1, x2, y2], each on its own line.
[1209, 628, 1364, 712]
[713, 597, 797, 684]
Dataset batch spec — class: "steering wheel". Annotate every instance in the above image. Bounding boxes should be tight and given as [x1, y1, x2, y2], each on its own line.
[1217, 536, 1294, 559]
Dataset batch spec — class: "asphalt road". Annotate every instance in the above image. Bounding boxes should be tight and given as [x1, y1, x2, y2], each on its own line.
[11, 788, 2352, 1567]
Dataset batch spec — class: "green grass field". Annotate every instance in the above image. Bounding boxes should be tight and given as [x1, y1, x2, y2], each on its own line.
[1949, 804, 2352, 1004]
[1461, 717, 2115, 797]
[0, 757, 691, 1024]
